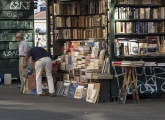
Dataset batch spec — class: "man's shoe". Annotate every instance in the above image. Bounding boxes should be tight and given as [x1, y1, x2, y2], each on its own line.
[37, 93, 45, 97]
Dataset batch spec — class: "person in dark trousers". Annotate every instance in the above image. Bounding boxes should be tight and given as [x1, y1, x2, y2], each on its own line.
[26, 47, 55, 96]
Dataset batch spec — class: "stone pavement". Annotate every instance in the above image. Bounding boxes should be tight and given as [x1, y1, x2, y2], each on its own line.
[0, 84, 165, 120]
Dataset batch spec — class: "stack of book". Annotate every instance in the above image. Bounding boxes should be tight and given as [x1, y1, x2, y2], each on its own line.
[121, 61, 132, 66]
[91, 73, 113, 79]
[112, 61, 122, 66]
[131, 61, 144, 67]
[113, 61, 144, 67]
[157, 63, 165, 66]
[144, 62, 157, 66]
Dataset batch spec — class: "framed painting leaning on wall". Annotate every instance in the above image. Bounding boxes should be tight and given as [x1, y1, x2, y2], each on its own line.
[160, 40, 165, 54]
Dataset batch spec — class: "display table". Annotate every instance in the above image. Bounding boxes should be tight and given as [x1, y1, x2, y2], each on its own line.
[90, 73, 113, 102]
[113, 64, 140, 104]
[123, 67, 139, 102]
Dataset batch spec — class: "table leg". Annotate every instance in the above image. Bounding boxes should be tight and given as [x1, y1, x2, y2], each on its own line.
[132, 68, 140, 102]
[122, 69, 128, 89]
[126, 68, 131, 89]
[130, 70, 135, 101]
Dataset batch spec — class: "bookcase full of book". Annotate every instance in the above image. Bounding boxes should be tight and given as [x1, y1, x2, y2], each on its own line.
[109, 0, 165, 100]
[113, 0, 165, 58]
[47, 0, 111, 58]
[47, 0, 112, 103]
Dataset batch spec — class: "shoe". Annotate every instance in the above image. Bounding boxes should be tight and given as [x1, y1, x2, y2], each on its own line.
[49, 93, 56, 97]
[19, 90, 23, 93]
[37, 93, 45, 97]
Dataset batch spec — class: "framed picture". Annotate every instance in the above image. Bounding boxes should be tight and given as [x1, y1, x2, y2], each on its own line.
[160, 40, 165, 53]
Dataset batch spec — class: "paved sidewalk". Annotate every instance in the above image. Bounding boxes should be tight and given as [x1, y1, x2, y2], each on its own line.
[0, 84, 165, 120]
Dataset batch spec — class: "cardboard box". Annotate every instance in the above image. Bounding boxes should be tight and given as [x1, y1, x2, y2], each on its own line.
[28, 75, 36, 89]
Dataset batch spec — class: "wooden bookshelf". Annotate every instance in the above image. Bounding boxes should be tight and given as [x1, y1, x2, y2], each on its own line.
[47, 0, 110, 58]
[113, 0, 165, 58]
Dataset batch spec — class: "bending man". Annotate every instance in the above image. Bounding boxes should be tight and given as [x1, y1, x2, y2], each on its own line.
[26, 47, 55, 96]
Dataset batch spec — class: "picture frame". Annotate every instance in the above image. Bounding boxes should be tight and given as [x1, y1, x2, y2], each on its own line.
[160, 40, 165, 53]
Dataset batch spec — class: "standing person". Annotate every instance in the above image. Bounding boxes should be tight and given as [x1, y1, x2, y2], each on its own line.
[16, 31, 29, 92]
[36, 38, 41, 47]
[26, 47, 55, 96]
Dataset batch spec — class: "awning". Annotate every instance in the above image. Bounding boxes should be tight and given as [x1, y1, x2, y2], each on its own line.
[36, 28, 46, 34]
[39, 28, 46, 34]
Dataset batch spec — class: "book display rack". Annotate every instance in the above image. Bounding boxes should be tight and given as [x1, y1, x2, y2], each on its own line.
[113, 0, 165, 58]
[47, 0, 111, 58]
[46, 0, 165, 102]
[109, 0, 165, 102]
[47, 0, 112, 103]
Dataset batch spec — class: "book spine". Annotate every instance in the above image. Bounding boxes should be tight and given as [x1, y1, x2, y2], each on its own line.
[144, 22, 148, 33]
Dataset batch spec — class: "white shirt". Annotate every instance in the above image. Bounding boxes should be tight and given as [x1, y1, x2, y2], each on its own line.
[19, 41, 29, 56]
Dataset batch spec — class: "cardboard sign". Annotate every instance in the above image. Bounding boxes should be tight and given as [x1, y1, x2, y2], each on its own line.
[28, 75, 36, 89]
[118, 88, 127, 104]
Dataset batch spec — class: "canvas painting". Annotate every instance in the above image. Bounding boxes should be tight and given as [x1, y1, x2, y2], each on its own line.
[86, 84, 94, 102]
[160, 40, 165, 53]
[86, 89, 98, 103]
[74, 85, 84, 99]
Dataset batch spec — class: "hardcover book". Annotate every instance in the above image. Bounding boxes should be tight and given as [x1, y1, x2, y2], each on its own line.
[93, 15, 101, 27]
[68, 83, 78, 98]
[128, 42, 139, 55]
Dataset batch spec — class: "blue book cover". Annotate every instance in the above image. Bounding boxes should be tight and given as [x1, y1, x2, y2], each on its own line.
[68, 83, 78, 98]
[136, 22, 141, 33]
[139, 22, 142, 33]
[135, 22, 138, 33]
[68, 55, 72, 65]
[144, 22, 148, 33]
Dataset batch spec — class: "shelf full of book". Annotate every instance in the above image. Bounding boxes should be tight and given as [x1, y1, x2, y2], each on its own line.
[46, 0, 110, 58]
[45, 0, 112, 103]
[112, 0, 165, 58]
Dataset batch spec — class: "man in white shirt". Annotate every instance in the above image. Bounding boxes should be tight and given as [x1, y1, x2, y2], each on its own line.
[16, 31, 29, 92]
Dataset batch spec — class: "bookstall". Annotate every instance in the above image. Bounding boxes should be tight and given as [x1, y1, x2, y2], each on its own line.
[46, 0, 165, 102]
[46, 0, 113, 103]
[52, 40, 113, 103]
[112, 61, 143, 104]
[110, 0, 165, 101]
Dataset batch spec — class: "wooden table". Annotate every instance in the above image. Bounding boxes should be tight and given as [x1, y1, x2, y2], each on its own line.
[90, 73, 113, 102]
[113, 64, 140, 104]
[122, 66, 139, 102]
